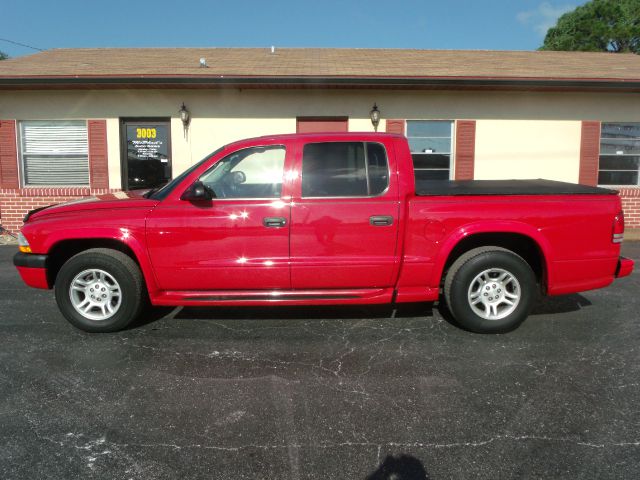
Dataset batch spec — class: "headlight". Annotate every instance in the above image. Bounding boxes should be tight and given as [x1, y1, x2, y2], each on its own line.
[17, 232, 32, 253]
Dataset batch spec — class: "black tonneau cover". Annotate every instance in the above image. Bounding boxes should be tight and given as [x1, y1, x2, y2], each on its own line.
[415, 179, 617, 197]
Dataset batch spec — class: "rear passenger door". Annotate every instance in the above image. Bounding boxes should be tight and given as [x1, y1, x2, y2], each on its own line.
[289, 139, 400, 289]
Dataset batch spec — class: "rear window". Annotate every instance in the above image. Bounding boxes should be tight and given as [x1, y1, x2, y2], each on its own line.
[301, 142, 389, 197]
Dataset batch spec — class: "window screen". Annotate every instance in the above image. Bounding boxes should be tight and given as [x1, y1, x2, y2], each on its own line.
[301, 142, 389, 197]
[19, 121, 89, 186]
[599, 123, 640, 186]
[406, 120, 453, 181]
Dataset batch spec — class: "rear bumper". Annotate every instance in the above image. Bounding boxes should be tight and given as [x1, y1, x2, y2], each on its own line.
[616, 256, 634, 278]
[13, 252, 50, 289]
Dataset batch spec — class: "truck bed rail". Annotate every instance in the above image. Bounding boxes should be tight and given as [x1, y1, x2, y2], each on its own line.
[415, 179, 617, 196]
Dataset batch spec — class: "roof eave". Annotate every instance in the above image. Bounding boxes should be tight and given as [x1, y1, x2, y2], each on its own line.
[0, 75, 639, 91]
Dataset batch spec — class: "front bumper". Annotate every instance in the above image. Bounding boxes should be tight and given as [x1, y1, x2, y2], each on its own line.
[13, 252, 50, 289]
[616, 256, 634, 279]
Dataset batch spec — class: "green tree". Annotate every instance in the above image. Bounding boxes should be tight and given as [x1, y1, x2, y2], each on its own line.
[0, 51, 8, 60]
[541, 0, 640, 53]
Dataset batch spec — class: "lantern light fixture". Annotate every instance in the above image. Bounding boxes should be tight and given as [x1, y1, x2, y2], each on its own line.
[370, 103, 381, 132]
[179, 102, 191, 127]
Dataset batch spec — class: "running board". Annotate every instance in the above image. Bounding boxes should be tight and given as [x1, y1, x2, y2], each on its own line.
[151, 288, 394, 307]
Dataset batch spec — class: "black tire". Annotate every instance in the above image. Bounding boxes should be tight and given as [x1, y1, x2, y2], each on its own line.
[444, 247, 537, 333]
[54, 248, 145, 332]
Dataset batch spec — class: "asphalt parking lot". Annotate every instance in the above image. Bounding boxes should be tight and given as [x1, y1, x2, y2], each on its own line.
[1, 244, 639, 479]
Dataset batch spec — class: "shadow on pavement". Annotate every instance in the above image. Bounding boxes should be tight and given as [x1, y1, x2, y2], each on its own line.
[366, 454, 430, 480]
[175, 302, 434, 321]
[530, 293, 592, 316]
[129, 293, 592, 330]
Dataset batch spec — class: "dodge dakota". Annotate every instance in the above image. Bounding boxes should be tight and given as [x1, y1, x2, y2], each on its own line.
[13, 133, 634, 333]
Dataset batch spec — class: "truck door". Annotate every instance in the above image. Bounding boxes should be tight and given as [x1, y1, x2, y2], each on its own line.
[289, 139, 400, 289]
[146, 143, 292, 291]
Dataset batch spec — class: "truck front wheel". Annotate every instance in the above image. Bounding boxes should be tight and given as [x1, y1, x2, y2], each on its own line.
[54, 248, 145, 332]
[444, 247, 536, 333]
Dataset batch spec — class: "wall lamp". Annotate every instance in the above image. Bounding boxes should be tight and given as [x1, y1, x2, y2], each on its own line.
[179, 102, 191, 127]
[179, 102, 191, 137]
[370, 103, 381, 132]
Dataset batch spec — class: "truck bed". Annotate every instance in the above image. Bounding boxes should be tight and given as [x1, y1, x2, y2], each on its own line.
[415, 179, 617, 196]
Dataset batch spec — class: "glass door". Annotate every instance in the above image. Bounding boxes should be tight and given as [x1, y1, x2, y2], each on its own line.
[120, 119, 171, 190]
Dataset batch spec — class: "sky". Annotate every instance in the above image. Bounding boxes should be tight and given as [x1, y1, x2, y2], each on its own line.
[0, 0, 586, 58]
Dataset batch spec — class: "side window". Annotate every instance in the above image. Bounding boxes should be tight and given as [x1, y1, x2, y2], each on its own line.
[367, 142, 389, 195]
[301, 142, 389, 197]
[199, 145, 285, 199]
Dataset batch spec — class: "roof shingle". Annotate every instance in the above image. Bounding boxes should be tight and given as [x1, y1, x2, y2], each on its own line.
[0, 48, 639, 85]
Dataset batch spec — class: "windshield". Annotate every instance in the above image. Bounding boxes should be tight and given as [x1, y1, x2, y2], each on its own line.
[148, 146, 226, 200]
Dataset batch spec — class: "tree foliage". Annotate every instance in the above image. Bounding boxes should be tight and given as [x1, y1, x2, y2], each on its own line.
[541, 0, 640, 53]
[0, 51, 8, 60]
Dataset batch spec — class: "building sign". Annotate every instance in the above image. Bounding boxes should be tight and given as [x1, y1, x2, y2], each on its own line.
[122, 121, 172, 190]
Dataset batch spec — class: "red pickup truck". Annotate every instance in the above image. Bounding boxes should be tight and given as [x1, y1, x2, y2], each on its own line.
[13, 133, 634, 333]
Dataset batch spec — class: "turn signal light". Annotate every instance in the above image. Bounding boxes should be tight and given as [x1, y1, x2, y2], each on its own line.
[17, 232, 32, 253]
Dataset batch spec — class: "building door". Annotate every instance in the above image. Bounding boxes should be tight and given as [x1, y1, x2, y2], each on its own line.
[296, 117, 348, 133]
[120, 118, 171, 190]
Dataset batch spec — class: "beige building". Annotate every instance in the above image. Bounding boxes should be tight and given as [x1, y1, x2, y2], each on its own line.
[0, 48, 639, 233]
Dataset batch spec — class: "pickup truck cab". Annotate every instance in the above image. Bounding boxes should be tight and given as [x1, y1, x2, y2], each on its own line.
[13, 133, 634, 333]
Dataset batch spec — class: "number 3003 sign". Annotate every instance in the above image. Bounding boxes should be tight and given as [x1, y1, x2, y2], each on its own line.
[136, 128, 157, 139]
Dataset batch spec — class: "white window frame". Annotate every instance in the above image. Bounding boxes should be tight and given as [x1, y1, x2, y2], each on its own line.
[405, 120, 455, 180]
[598, 122, 640, 187]
[18, 120, 90, 187]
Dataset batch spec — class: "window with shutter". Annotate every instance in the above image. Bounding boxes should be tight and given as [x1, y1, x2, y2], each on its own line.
[406, 120, 454, 180]
[598, 123, 640, 186]
[19, 120, 89, 186]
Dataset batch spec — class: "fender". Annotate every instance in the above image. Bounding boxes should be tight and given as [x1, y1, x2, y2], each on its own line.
[41, 226, 160, 296]
[429, 220, 552, 288]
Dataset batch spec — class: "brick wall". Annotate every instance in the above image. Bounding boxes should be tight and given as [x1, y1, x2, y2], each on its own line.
[0, 118, 113, 234]
[619, 188, 640, 229]
[0, 188, 119, 234]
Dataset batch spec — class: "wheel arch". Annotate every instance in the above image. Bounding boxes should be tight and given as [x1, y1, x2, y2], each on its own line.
[46, 238, 157, 294]
[434, 225, 550, 293]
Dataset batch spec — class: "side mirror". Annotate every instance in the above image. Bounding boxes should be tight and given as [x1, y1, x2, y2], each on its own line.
[181, 181, 213, 201]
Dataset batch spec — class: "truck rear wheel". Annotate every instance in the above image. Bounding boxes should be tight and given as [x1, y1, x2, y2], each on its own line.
[444, 247, 536, 333]
[54, 248, 145, 332]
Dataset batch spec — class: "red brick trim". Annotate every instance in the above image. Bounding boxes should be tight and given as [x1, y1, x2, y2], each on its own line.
[1, 187, 94, 196]
[0, 188, 121, 233]
[617, 187, 640, 197]
[579, 121, 601, 186]
[385, 119, 406, 135]
[88, 120, 109, 189]
[0, 120, 19, 189]
[454, 120, 476, 180]
[619, 187, 640, 228]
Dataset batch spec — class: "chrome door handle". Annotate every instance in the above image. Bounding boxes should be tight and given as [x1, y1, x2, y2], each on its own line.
[369, 215, 394, 226]
[263, 217, 287, 228]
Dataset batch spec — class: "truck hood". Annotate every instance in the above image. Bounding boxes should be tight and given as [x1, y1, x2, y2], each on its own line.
[25, 191, 159, 222]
